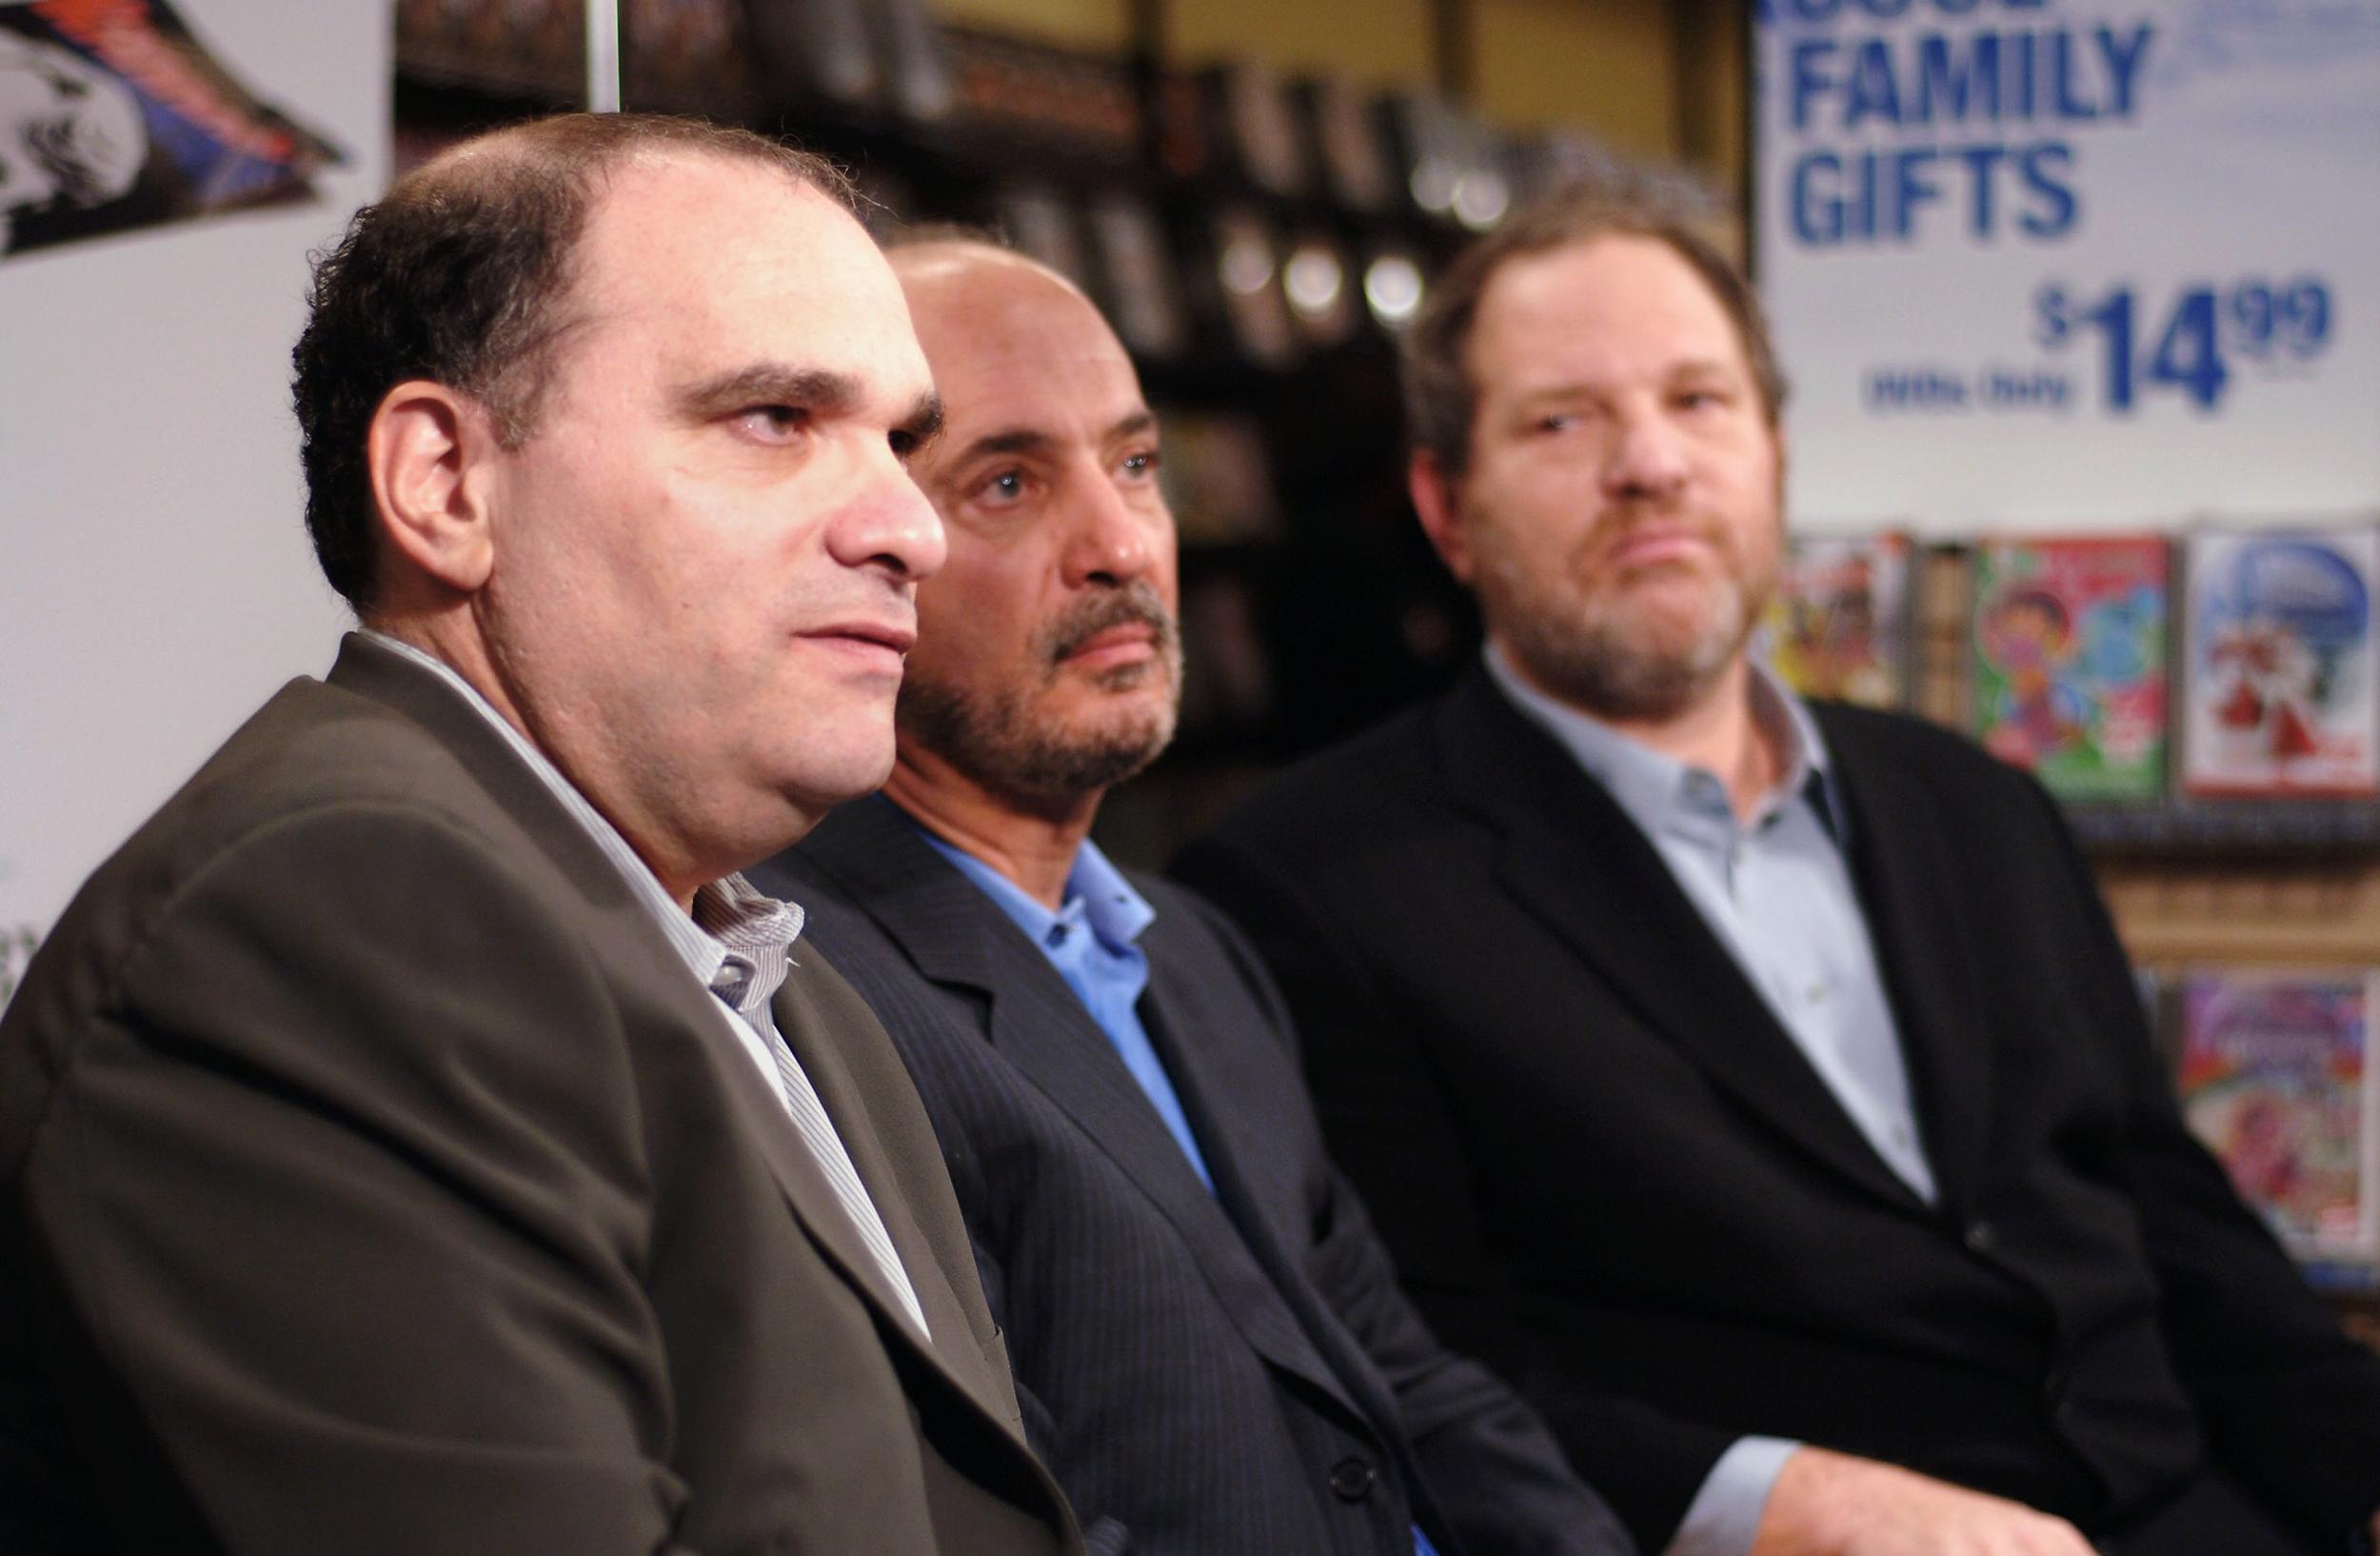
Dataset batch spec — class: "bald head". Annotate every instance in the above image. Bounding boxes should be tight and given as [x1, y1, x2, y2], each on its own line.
[881, 234, 1184, 824]
[889, 239, 1104, 368]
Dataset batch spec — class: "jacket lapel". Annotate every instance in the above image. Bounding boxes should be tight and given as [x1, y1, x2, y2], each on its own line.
[771, 966, 1033, 1431]
[797, 801, 1359, 1408]
[1813, 707, 1994, 1214]
[1436, 668, 1932, 1213]
[1136, 948, 1420, 1439]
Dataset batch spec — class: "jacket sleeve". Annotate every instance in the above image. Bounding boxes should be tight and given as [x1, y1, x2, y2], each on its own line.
[2027, 779, 2380, 1545]
[1174, 839, 1725, 1555]
[1185, 891, 1641, 1556]
[15, 804, 699, 1556]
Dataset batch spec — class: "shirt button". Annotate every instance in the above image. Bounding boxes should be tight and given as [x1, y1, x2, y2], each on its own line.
[1964, 1219, 1997, 1255]
[1327, 1456, 1377, 1502]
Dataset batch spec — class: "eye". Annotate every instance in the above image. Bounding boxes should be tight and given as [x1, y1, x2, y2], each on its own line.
[734, 405, 808, 443]
[1675, 386, 1733, 413]
[973, 468, 1029, 508]
[1533, 412, 1579, 434]
[1119, 448, 1160, 482]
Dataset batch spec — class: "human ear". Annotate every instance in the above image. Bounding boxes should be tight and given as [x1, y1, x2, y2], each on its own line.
[1409, 449, 1475, 585]
[366, 381, 498, 594]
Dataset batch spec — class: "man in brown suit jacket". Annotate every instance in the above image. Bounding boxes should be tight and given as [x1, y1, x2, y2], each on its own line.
[0, 113, 1081, 1556]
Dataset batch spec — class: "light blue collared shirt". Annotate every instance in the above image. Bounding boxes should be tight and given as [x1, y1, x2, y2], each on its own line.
[920, 828, 1214, 1189]
[918, 819, 1442, 1556]
[1486, 644, 1934, 1556]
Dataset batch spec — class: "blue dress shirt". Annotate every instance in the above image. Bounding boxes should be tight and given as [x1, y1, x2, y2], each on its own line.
[1486, 644, 1935, 1556]
[919, 825, 1440, 1556]
[920, 832, 1213, 1189]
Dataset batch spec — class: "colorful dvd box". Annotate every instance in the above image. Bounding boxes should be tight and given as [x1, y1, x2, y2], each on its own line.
[1971, 535, 2168, 802]
[1763, 532, 1911, 708]
[2177, 969, 2379, 1263]
[2182, 528, 2380, 797]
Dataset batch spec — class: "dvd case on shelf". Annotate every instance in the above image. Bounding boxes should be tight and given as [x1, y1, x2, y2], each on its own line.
[2176, 968, 2380, 1266]
[1972, 535, 2169, 802]
[1762, 532, 1913, 709]
[2182, 527, 2380, 798]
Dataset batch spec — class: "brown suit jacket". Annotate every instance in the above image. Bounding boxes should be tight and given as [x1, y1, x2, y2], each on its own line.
[0, 634, 1082, 1556]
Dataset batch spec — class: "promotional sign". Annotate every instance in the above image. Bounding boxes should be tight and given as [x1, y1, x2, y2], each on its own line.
[1754, 0, 2380, 531]
[0, 0, 385, 1007]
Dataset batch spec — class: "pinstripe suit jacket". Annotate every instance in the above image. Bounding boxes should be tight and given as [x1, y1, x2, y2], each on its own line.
[752, 796, 1633, 1556]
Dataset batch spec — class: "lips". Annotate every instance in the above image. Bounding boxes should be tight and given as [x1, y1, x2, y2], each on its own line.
[803, 618, 916, 668]
[1062, 622, 1158, 664]
[1601, 523, 1716, 571]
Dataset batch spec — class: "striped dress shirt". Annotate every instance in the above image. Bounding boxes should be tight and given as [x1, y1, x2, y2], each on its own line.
[359, 630, 928, 1340]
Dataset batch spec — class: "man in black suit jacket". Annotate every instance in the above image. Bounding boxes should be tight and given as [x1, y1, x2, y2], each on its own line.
[753, 239, 1633, 1556]
[1176, 190, 2380, 1556]
[0, 116, 1080, 1556]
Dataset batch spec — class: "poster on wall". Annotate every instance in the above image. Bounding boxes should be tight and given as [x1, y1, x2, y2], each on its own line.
[1754, 0, 2380, 531]
[0, 0, 383, 1008]
[2180, 526, 2380, 798]
[1971, 534, 2168, 800]
[1762, 530, 1914, 708]
[2177, 968, 2380, 1267]
[0, 0, 343, 258]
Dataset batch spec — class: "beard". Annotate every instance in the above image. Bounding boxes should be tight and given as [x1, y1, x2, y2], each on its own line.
[899, 583, 1184, 822]
[1474, 501, 1778, 723]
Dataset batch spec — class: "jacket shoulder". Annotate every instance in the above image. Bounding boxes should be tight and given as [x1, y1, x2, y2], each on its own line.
[1810, 700, 2059, 821]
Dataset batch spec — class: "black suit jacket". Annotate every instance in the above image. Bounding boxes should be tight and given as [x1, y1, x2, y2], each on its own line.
[754, 796, 1634, 1556]
[1175, 666, 2380, 1554]
[0, 635, 1081, 1556]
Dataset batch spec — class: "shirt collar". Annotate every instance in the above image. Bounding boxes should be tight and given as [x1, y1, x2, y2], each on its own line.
[1481, 640, 1846, 844]
[909, 808, 1154, 957]
[357, 629, 805, 1000]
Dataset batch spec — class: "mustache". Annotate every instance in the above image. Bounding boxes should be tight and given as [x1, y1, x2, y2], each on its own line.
[1037, 583, 1179, 664]
[1589, 500, 1727, 551]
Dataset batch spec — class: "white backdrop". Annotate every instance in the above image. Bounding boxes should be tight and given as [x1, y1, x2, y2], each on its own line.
[1754, 0, 2380, 534]
[0, 1, 387, 1004]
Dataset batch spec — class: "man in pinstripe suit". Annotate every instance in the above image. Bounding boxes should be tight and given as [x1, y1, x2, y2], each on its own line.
[750, 239, 1634, 1556]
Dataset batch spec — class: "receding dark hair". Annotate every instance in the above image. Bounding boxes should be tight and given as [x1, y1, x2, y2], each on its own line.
[1400, 182, 1788, 484]
[290, 112, 854, 610]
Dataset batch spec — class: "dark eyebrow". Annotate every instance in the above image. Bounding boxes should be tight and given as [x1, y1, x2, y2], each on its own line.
[953, 428, 1055, 464]
[949, 409, 1158, 466]
[674, 365, 862, 421]
[894, 392, 943, 456]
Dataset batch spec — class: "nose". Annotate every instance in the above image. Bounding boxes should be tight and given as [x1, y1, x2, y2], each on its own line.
[1059, 469, 1159, 589]
[1602, 402, 1691, 503]
[828, 450, 947, 582]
